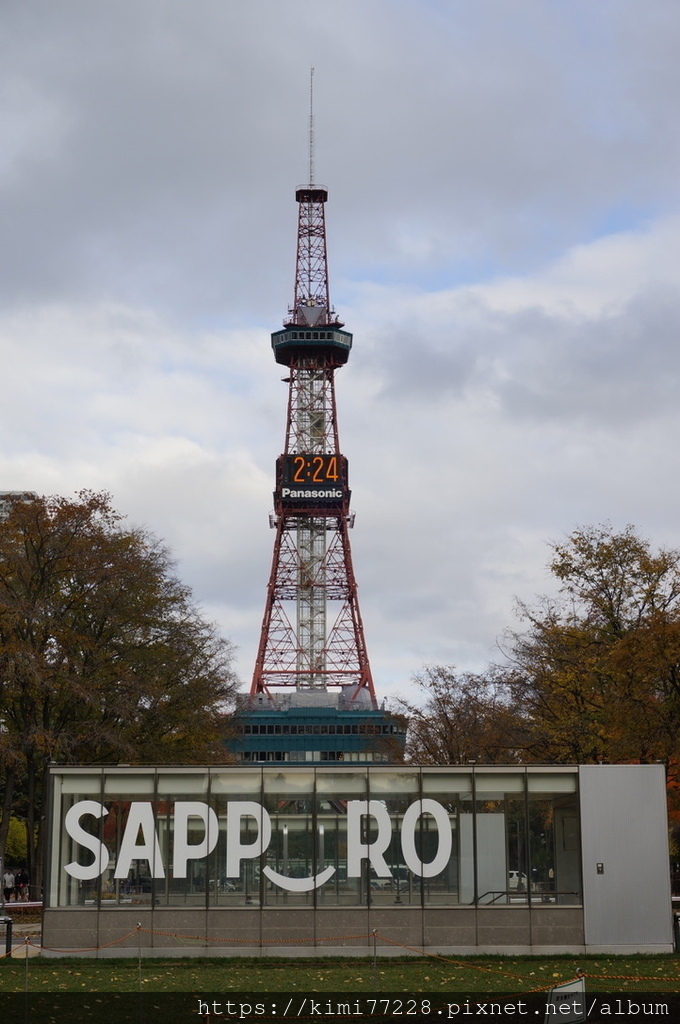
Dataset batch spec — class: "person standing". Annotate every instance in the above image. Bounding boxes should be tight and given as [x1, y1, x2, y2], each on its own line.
[15, 867, 29, 902]
[3, 868, 15, 902]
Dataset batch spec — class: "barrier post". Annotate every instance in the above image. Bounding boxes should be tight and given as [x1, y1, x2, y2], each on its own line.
[0, 916, 12, 957]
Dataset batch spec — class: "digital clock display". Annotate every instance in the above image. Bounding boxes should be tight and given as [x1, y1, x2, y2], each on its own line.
[283, 454, 346, 486]
[276, 454, 349, 506]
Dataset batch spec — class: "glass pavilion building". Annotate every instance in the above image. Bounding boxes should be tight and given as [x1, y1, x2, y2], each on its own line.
[43, 762, 672, 956]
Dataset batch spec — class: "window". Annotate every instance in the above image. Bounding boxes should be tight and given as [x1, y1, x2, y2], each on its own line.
[47, 766, 583, 912]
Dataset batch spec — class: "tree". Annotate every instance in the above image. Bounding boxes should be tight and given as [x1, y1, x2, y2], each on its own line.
[398, 665, 528, 765]
[4, 816, 28, 864]
[0, 491, 239, 894]
[507, 524, 680, 772]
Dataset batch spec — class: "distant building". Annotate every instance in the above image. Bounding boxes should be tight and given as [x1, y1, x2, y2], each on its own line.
[231, 690, 407, 765]
[0, 491, 37, 519]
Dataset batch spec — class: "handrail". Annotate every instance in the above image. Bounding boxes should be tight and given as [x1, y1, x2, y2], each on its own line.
[474, 890, 580, 905]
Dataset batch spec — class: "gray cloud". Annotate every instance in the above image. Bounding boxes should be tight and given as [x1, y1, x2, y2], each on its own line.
[3, 1, 679, 317]
[2, 0, 680, 695]
[365, 251, 680, 429]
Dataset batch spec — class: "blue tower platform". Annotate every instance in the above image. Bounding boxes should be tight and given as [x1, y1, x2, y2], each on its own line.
[231, 693, 407, 765]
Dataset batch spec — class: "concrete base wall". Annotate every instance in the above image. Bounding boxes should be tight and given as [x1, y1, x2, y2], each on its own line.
[41, 905, 595, 957]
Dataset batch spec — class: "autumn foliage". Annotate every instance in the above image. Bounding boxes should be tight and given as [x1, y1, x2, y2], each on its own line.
[404, 524, 680, 829]
[400, 665, 527, 765]
[0, 491, 238, 893]
[509, 524, 680, 774]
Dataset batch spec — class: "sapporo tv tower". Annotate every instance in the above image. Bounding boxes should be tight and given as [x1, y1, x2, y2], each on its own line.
[232, 75, 406, 764]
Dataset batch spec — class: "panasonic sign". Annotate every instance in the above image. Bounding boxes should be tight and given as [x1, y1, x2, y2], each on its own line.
[280, 487, 343, 500]
[63, 798, 452, 893]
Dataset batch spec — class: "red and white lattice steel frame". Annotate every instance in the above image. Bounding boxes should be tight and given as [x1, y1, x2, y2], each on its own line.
[287, 187, 336, 328]
[250, 185, 376, 707]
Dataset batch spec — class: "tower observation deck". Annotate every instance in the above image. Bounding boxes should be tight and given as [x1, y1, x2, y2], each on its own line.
[231, 182, 406, 765]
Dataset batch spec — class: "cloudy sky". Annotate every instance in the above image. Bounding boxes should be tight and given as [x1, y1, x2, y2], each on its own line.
[2, 0, 680, 703]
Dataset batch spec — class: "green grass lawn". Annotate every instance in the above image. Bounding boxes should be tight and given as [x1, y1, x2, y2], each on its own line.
[0, 953, 679, 993]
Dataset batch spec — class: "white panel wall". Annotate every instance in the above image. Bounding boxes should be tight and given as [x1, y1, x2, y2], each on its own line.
[580, 764, 672, 950]
[459, 812, 506, 904]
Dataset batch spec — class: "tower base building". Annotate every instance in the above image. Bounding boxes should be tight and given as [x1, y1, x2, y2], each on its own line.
[232, 691, 407, 765]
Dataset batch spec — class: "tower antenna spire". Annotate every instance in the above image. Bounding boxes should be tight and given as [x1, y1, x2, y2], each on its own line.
[309, 66, 315, 185]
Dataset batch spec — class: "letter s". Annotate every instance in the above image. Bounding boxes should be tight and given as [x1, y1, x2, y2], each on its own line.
[64, 800, 110, 880]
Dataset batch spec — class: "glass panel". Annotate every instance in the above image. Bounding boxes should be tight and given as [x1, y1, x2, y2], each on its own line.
[261, 770, 314, 906]
[421, 770, 473, 795]
[60, 774, 103, 795]
[101, 770, 161, 907]
[362, 770, 419, 907]
[473, 772, 526, 905]
[366, 768, 419, 796]
[157, 771, 209, 795]
[471, 795, 507, 904]
[210, 768, 262, 796]
[316, 770, 368, 797]
[163, 788, 215, 909]
[101, 799, 156, 908]
[315, 770, 368, 906]
[103, 774, 155, 796]
[475, 772, 525, 793]
[419, 771, 471, 906]
[528, 788, 581, 905]
[46, 774, 63, 906]
[527, 772, 577, 793]
[210, 771, 261, 907]
[53, 781, 105, 908]
[527, 798, 554, 901]
[505, 795, 528, 903]
[154, 774, 214, 906]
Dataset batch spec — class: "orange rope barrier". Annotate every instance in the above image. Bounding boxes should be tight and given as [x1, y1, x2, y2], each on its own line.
[16, 927, 141, 955]
[581, 970, 680, 982]
[371, 933, 680, 989]
[3, 922, 680, 990]
[137, 925, 373, 945]
[373, 932, 542, 982]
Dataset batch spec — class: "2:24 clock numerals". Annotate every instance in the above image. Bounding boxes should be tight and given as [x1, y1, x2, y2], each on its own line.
[292, 455, 339, 483]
